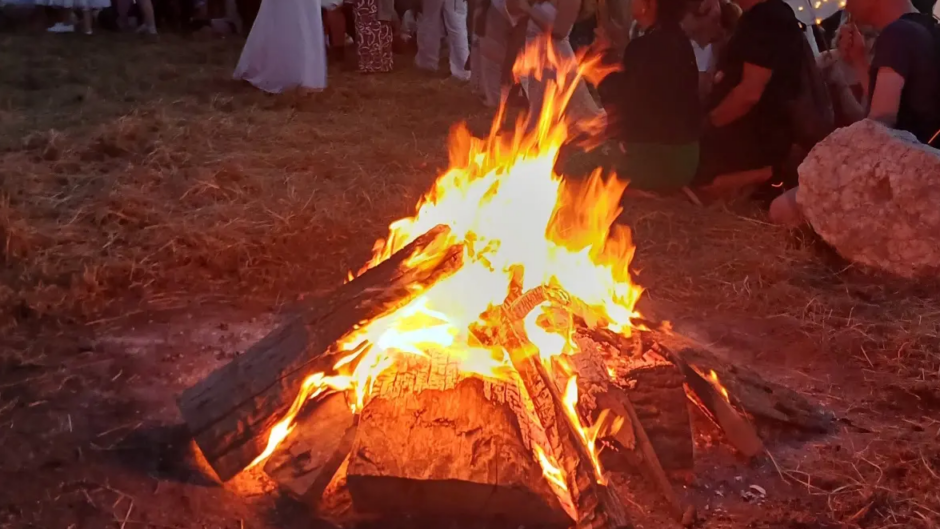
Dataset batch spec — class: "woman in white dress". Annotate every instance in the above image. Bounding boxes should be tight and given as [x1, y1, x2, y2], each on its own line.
[35, 0, 110, 34]
[233, 0, 328, 94]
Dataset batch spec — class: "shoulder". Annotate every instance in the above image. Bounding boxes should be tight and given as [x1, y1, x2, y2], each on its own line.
[745, 0, 798, 28]
[624, 28, 695, 65]
[878, 17, 934, 46]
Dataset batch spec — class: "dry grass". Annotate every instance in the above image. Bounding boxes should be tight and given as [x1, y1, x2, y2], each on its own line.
[0, 32, 490, 323]
[0, 29, 938, 527]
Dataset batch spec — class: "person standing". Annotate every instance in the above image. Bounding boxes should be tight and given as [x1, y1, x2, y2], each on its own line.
[353, 0, 395, 73]
[39, 0, 110, 33]
[415, 0, 471, 80]
[323, 0, 349, 63]
[115, 0, 158, 33]
[233, 0, 327, 93]
[510, 0, 606, 135]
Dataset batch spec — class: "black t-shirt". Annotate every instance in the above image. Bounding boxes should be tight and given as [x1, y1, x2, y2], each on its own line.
[599, 23, 702, 145]
[708, 0, 803, 146]
[868, 14, 940, 144]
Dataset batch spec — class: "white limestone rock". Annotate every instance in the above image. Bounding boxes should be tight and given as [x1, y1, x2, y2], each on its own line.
[797, 120, 940, 278]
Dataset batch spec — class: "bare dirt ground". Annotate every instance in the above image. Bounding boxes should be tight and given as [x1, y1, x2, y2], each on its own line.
[1, 30, 939, 529]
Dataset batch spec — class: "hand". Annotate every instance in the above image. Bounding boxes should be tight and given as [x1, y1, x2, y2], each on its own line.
[836, 23, 866, 67]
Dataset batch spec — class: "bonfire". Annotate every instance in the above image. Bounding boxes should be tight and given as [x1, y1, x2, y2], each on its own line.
[176, 37, 832, 529]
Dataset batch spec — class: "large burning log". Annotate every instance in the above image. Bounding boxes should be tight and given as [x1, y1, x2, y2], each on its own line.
[177, 225, 463, 481]
[344, 350, 572, 527]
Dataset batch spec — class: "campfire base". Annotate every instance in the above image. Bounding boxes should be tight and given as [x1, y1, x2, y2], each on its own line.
[177, 224, 835, 529]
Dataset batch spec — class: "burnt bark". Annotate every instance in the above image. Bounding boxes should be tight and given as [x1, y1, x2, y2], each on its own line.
[678, 347, 834, 434]
[263, 393, 357, 500]
[566, 334, 683, 519]
[621, 365, 694, 473]
[177, 225, 463, 481]
[476, 275, 632, 529]
[656, 346, 764, 459]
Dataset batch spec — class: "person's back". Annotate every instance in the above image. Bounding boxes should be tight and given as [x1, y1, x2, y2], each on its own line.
[598, 0, 703, 193]
[694, 0, 805, 191]
[869, 13, 940, 143]
[708, 0, 803, 149]
[608, 24, 701, 146]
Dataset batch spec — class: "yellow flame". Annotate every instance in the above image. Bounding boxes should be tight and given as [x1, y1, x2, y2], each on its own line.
[245, 37, 643, 508]
[534, 445, 569, 493]
[561, 376, 617, 485]
[708, 369, 731, 403]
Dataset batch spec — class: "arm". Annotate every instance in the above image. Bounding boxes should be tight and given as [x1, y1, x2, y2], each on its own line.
[867, 67, 905, 127]
[549, 0, 581, 38]
[708, 62, 772, 127]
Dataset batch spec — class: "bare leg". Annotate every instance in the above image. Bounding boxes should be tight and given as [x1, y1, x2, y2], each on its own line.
[325, 7, 346, 61]
[136, 0, 157, 33]
[768, 187, 804, 226]
[81, 9, 93, 33]
[116, 0, 131, 29]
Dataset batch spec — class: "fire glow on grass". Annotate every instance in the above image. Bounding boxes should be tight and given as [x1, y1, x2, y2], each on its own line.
[247, 37, 640, 515]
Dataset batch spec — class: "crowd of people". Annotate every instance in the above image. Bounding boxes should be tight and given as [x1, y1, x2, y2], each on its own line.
[230, 0, 939, 211]
[2, 0, 939, 213]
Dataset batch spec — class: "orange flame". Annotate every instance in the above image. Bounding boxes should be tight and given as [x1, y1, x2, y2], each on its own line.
[245, 37, 640, 508]
[708, 369, 731, 403]
[535, 444, 570, 493]
[560, 376, 624, 486]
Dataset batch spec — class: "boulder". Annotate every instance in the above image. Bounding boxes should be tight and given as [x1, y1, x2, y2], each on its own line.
[797, 120, 940, 278]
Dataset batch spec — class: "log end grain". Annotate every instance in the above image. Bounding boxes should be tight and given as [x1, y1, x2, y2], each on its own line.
[346, 377, 572, 528]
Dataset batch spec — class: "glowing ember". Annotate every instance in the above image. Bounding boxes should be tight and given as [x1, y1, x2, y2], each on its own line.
[248, 36, 641, 505]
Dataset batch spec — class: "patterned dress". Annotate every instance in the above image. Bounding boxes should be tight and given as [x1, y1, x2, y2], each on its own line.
[354, 0, 394, 73]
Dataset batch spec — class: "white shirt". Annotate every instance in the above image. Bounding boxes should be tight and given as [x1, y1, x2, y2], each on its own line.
[691, 40, 714, 73]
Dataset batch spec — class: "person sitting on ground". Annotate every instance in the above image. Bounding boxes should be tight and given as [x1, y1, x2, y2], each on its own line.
[769, 0, 940, 226]
[597, 0, 703, 194]
[693, 0, 804, 197]
[836, 0, 940, 145]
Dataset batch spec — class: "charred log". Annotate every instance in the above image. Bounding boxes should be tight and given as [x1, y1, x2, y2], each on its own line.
[655, 345, 764, 459]
[677, 347, 834, 434]
[263, 393, 357, 500]
[312, 456, 377, 528]
[177, 225, 463, 481]
[565, 334, 684, 519]
[620, 365, 694, 474]
[475, 274, 633, 529]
